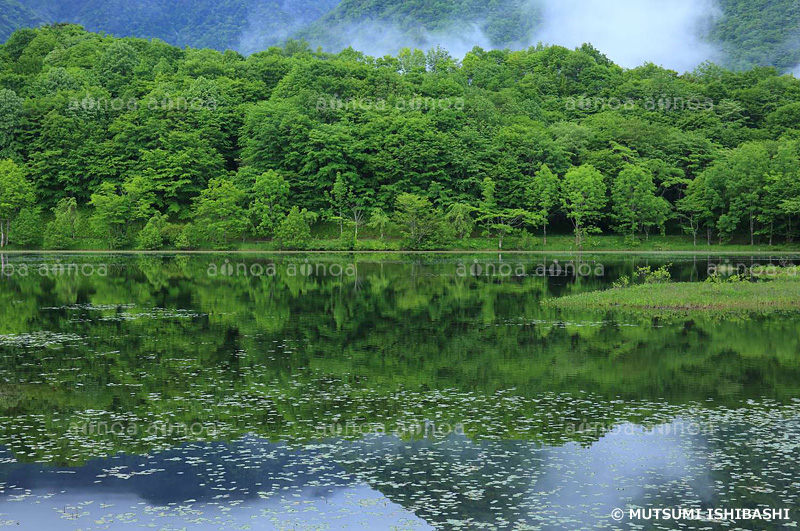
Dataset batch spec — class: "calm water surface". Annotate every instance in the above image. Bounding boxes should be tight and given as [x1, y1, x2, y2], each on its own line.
[0, 253, 799, 530]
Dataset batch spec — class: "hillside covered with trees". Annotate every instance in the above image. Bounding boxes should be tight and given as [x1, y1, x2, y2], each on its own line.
[1, 24, 800, 250]
[0, 0, 340, 52]
[0, 0, 798, 71]
[0, 0, 42, 44]
[711, 0, 800, 72]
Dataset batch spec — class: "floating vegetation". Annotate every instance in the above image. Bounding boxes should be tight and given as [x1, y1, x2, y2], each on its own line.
[97, 308, 207, 322]
[0, 254, 799, 529]
[0, 332, 86, 349]
[0, 399, 798, 529]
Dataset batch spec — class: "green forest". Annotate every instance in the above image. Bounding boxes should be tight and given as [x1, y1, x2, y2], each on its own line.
[1, 24, 800, 251]
[0, 0, 339, 52]
[2, 0, 800, 72]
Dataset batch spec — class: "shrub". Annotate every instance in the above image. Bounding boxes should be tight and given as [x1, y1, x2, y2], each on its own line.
[43, 198, 80, 250]
[275, 207, 312, 250]
[394, 193, 449, 250]
[11, 208, 42, 248]
[175, 223, 202, 250]
[136, 213, 168, 250]
[637, 264, 672, 284]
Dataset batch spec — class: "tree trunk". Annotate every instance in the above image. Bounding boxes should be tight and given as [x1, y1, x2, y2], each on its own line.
[769, 222, 774, 246]
[693, 231, 697, 247]
[543, 224, 547, 246]
[750, 212, 754, 246]
[498, 233, 503, 250]
[0, 218, 5, 248]
[707, 227, 712, 246]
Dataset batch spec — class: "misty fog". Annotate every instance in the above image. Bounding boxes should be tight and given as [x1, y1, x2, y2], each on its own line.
[272, 0, 724, 72]
[307, 21, 495, 61]
[534, 0, 721, 70]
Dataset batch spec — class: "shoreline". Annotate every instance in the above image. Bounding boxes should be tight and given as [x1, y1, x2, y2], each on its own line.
[4, 249, 800, 256]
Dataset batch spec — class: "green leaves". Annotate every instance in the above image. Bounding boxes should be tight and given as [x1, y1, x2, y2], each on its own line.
[0, 158, 34, 246]
[191, 177, 248, 249]
[249, 170, 290, 237]
[394, 193, 447, 250]
[43, 197, 81, 249]
[477, 177, 539, 249]
[4, 24, 800, 250]
[275, 206, 312, 249]
[89, 182, 130, 249]
[560, 165, 607, 248]
[611, 165, 671, 240]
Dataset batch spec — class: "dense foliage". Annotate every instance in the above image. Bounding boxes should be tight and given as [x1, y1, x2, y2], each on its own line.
[711, 0, 800, 72]
[304, 0, 800, 72]
[0, 0, 798, 72]
[0, 0, 339, 51]
[0, 0, 42, 44]
[1, 25, 800, 250]
[296, 0, 539, 51]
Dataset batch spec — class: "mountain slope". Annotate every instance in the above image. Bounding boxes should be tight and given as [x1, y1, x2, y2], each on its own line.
[711, 0, 800, 71]
[296, 0, 540, 56]
[297, 0, 799, 71]
[8, 0, 339, 51]
[0, 0, 43, 43]
[0, 0, 798, 71]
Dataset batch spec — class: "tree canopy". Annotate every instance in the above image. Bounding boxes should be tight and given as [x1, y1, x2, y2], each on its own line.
[1, 25, 800, 250]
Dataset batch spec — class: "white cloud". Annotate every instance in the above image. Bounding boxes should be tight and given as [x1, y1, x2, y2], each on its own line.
[306, 20, 494, 60]
[249, 0, 723, 70]
[533, 0, 721, 71]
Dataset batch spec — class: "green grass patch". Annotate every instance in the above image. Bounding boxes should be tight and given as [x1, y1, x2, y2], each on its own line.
[547, 268, 800, 314]
[231, 234, 800, 253]
[16, 233, 800, 253]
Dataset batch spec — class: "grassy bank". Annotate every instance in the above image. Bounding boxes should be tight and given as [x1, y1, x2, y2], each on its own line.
[547, 268, 800, 314]
[233, 235, 800, 253]
[6, 235, 800, 254]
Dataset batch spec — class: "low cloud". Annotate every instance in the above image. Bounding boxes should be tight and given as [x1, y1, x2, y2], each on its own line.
[533, 0, 721, 71]
[314, 20, 493, 60]
[247, 0, 723, 71]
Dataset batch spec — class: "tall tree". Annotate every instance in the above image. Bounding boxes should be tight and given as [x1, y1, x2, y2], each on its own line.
[529, 164, 560, 245]
[43, 197, 80, 250]
[0, 159, 35, 247]
[368, 208, 391, 240]
[445, 203, 476, 240]
[89, 182, 131, 249]
[478, 177, 538, 250]
[192, 178, 248, 249]
[611, 165, 671, 241]
[394, 193, 444, 250]
[249, 170, 290, 237]
[560, 165, 606, 249]
[329, 172, 348, 238]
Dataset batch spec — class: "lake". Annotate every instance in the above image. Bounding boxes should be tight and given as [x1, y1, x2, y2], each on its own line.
[0, 253, 798, 530]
